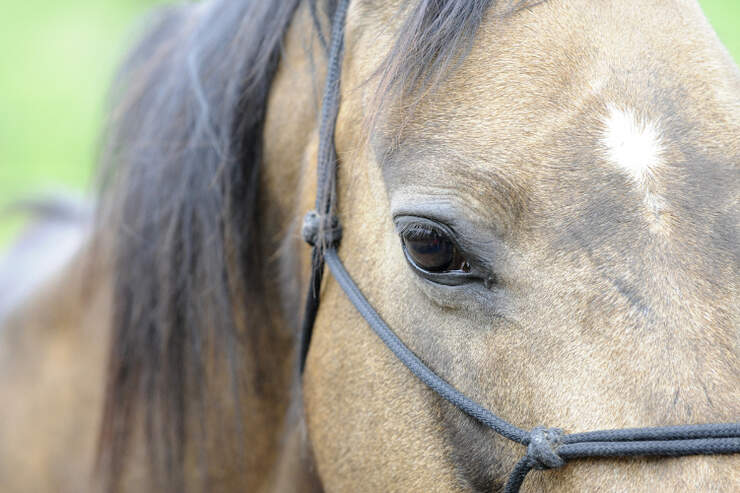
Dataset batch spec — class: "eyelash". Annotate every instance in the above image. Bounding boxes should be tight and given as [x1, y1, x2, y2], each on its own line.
[398, 222, 443, 241]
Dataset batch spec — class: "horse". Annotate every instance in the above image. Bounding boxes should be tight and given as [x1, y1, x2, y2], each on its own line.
[0, 194, 91, 324]
[0, 0, 737, 491]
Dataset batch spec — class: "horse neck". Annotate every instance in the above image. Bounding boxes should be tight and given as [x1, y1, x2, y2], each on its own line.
[259, 0, 327, 366]
[246, 3, 326, 490]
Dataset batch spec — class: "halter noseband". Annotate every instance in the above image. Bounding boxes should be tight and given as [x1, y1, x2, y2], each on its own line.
[299, 1, 740, 491]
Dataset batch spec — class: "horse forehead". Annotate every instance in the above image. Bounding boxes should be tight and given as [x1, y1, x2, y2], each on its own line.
[384, 0, 739, 190]
[374, 1, 740, 283]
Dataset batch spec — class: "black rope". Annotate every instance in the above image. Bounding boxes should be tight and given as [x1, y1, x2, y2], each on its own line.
[299, 0, 350, 373]
[313, 0, 348, 217]
[299, 0, 740, 490]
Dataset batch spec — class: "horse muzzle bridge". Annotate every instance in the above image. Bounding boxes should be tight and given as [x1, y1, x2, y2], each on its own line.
[299, 0, 740, 491]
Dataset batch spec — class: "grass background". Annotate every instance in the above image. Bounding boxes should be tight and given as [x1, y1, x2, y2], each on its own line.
[0, 0, 738, 247]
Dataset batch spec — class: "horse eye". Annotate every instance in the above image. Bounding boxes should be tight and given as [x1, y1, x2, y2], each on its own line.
[400, 225, 468, 273]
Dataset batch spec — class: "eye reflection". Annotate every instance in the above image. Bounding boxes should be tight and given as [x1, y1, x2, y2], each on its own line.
[400, 223, 466, 273]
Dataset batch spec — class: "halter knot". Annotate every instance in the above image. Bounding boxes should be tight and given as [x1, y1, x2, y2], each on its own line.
[526, 427, 565, 470]
[302, 210, 342, 247]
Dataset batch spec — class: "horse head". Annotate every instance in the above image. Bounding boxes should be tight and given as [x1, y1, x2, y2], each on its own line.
[295, 1, 739, 490]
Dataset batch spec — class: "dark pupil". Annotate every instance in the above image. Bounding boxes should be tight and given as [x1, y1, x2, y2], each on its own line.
[403, 231, 454, 272]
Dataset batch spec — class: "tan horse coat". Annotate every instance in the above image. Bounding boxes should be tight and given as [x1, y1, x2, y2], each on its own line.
[0, 1, 737, 491]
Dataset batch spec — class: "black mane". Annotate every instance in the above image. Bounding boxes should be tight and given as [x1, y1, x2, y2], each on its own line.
[97, 0, 533, 490]
[98, 1, 301, 489]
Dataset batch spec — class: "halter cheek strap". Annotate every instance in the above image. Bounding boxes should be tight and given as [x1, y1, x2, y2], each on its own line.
[299, 1, 740, 491]
[298, 0, 348, 375]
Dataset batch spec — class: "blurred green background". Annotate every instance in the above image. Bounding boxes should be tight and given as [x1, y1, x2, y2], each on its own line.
[0, 0, 738, 247]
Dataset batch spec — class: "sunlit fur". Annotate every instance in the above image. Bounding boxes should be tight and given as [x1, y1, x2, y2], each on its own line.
[0, 0, 737, 492]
